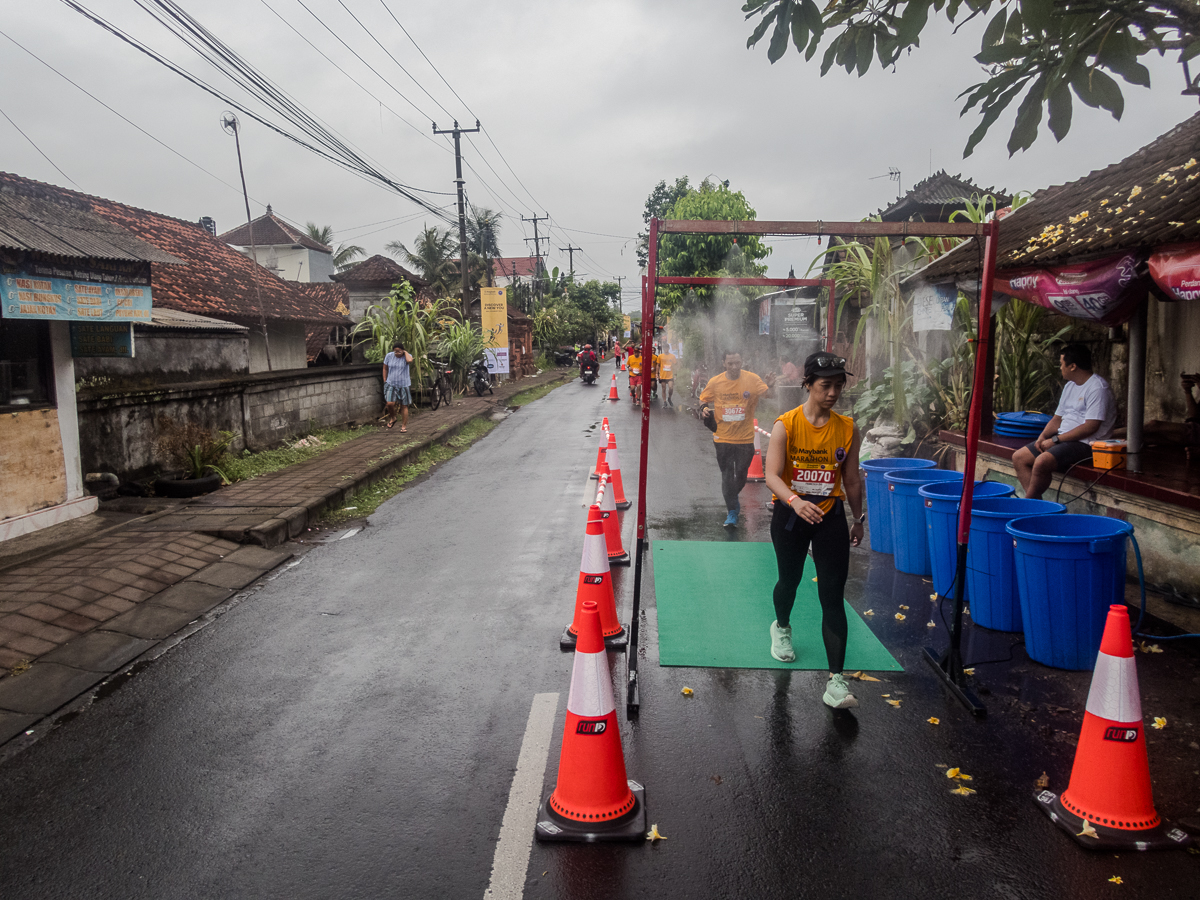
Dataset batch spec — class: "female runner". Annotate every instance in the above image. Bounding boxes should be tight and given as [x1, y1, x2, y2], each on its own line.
[763, 353, 865, 709]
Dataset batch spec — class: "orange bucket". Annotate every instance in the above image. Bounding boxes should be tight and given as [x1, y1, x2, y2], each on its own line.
[1091, 440, 1127, 470]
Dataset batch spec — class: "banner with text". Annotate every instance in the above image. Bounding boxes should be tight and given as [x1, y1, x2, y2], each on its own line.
[70, 322, 135, 357]
[480, 287, 507, 349]
[3, 270, 152, 322]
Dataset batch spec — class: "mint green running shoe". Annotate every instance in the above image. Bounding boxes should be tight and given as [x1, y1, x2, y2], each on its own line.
[823, 673, 859, 709]
[769, 620, 795, 662]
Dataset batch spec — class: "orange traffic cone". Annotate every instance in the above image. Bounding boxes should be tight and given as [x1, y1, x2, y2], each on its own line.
[747, 418, 766, 482]
[590, 419, 609, 480]
[620, 356, 626, 372]
[1034, 605, 1192, 851]
[607, 373, 620, 402]
[561, 505, 626, 650]
[537, 599, 645, 842]
[605, 433, 631, 509]
[597, 462, 629, 566]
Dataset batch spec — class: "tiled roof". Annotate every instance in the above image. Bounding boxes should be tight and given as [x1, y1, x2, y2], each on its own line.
[331, 253, 429, 288]
[0, 179, 181, 263]
[879, 170, 1009, 223]
[0, 172, 347, 324]
[298, 282, 352, 362]
[908, 112, 1200, 283]
[218, 210, 331, 253]
[492, 256, 542, 279]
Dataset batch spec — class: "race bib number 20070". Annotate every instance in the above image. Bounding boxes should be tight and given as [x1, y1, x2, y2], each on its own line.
[791, 464, 837, 496]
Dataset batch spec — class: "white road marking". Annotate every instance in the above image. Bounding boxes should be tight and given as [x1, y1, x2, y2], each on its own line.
[483, 692, 560, 900]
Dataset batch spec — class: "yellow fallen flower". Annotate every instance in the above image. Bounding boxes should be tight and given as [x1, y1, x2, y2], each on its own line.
[886, 699, 902, 708]
[945, 768, 973, 781]
[1139, 641, 1163, 654]
[1108, 876, 1123, 884]
[646, 824, 667, 842]
[680, 687, 694, 696]
[1151, 717, 1166, 730]
[927, 717, 940, 725]
[1036, 772, 1049, 789]
[963, 667, 975, 676]
[895, 613, 906, 621]
[950, 785, 976, 796]
[1077, 820, 1099, 839]
[926, 621, 937, 628]
[929, 593, 938, 601]
[863, 609, 874, 616]
[899, 604, 909, 610]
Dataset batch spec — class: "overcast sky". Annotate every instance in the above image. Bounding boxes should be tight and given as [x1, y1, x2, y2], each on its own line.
[3, 0, 1197, 310]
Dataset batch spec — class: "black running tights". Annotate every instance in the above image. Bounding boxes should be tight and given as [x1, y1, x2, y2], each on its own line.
[770, 499, 851, 674]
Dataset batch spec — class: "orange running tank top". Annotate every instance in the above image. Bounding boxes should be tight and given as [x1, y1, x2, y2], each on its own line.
[772, 405, 855, 514]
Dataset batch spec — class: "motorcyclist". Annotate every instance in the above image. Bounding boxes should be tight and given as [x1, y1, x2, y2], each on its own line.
[577, 343, 599, 379]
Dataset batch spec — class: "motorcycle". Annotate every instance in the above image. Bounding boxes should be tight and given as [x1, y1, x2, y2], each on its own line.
[470, 358, 493, 396]
[580, 357, 600, 385]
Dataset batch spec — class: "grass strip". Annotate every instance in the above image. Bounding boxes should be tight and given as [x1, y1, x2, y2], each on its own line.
[508, 376, 572, 408]
[220, 426, 368, 482]
[322, 417, 497, 524]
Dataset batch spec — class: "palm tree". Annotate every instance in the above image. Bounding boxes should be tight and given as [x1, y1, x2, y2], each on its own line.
[304, 223, 366, 272]
[466, 207, 502, 287]
[386, 225, 458, 297]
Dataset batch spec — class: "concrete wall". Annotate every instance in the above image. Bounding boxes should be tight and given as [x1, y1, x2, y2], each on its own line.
[74, 330, 250, 389]
[77, 365, 383, 480]
[247, 320, 309, 373]
[237, 246, 334, 283]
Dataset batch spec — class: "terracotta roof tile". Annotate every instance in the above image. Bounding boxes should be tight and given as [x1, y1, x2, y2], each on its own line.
[218, 212, 331, 253]
[331, 253, 428, 287]
[0, 172, 346, 324]
[908, 112, 1200, 283]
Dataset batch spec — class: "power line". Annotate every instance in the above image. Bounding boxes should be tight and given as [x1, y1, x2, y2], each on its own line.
[333, 0, 455, 121]
[0, 103, 77, 186]
[375, 0, 476, 120]
[58, 0, 455, 222]
[0, 28, 247, 199]
[254, 0, 448, 155]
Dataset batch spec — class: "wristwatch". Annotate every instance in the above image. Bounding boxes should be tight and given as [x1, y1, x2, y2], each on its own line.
[1051, 435, 1061, 444]
[855, 513, 866, 524]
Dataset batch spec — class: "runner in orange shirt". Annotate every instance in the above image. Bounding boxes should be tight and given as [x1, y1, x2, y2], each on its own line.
[699, 350, 774, 527]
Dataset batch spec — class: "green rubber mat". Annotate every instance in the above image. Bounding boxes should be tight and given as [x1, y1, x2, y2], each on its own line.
[651, 540, 902, 671]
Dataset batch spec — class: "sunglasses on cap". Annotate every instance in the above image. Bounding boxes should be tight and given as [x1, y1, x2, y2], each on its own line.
[811, 355, 847, 370]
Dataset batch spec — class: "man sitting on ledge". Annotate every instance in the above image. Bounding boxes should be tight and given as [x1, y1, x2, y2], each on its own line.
[1013, 343, 1116, 500]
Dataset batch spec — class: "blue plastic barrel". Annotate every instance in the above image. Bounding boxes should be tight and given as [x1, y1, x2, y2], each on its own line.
[861, 458, 935, 554]
[884, 469, 963, 575]
[1006, 514, 1133, 670]
[918, 480, 1015, 599]
[966, 498, 1066, 633]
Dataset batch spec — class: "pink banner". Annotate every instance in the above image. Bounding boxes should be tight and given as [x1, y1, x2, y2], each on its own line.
[994, 252, 1146, 326]
[1148, 242, 1200, 301]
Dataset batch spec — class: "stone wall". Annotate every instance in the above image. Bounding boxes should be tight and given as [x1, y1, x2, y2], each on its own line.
[74, 330, 250, 390]
[77, 365, 382, 480]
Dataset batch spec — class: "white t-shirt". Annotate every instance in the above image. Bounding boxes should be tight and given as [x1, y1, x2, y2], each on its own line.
[1055, 373, 1116, 444]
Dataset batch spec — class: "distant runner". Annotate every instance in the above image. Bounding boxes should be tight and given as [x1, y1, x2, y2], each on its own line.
[699, 350, 773, 527]
[763, 353, 864, 710]
[657, 346, 678, 407]
[627, 345, 644, 406]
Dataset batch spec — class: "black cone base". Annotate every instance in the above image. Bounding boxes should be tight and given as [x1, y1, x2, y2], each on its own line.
[615, 500, 631, 510]
[608, 552, 630, 567]
[535, 781, 646, 842]
[1034, 790, 1193, 851]
[560, 624, 627, 651]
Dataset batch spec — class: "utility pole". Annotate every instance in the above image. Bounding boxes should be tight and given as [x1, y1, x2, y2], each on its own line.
[614, 274, 626, 310]
[221, 112, 271, 371]
[522, 213, 549, 305]
[433, 118, 481, 318]
[559, 245, 581, 280]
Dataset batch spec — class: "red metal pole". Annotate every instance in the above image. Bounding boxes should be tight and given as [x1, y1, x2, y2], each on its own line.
[824, 278, 836, 352]
[636, 220, 657, 542]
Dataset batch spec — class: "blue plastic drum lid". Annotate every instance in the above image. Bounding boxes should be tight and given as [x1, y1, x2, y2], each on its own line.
[884, 470, 962, 576]
[918, 480, 1015, 599]
[860, 458, 935, 554]
[1005, 514, 1133, 670]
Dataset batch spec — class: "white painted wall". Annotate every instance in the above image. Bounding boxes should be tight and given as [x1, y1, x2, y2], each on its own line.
[50, 321, 84, 501]
[239, 245, 334, 282]
[247, 321, 310, 373]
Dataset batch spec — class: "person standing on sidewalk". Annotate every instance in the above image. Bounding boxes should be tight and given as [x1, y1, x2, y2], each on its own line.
[699, 350, 773, 527]
[763, 353, 864, 710]
[382, 342, 413, 432]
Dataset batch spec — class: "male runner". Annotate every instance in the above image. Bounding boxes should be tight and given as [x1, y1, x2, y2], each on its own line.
[657, 345, 678, 407]
[700, 350, 774, 527]
[627, 345, 643, 405]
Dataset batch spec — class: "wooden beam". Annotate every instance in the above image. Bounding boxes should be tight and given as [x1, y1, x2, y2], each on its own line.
[655, 277, 828, 287]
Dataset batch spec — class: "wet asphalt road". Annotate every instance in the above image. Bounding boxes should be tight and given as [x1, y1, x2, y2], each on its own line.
[0, 376, 1198, 899]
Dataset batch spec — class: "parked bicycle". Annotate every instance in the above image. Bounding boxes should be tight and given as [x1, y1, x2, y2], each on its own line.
[426, 356, 454, 411]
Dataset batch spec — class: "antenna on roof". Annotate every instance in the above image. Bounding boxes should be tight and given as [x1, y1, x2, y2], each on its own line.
[871, 167, 902, 198]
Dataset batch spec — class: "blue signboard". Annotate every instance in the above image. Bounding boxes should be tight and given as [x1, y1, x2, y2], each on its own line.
[70, 322, 135, 358]
[2, 270, 152, 322]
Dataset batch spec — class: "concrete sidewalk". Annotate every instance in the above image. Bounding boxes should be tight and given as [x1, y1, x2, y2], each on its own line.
[0, 368, 575, 747]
